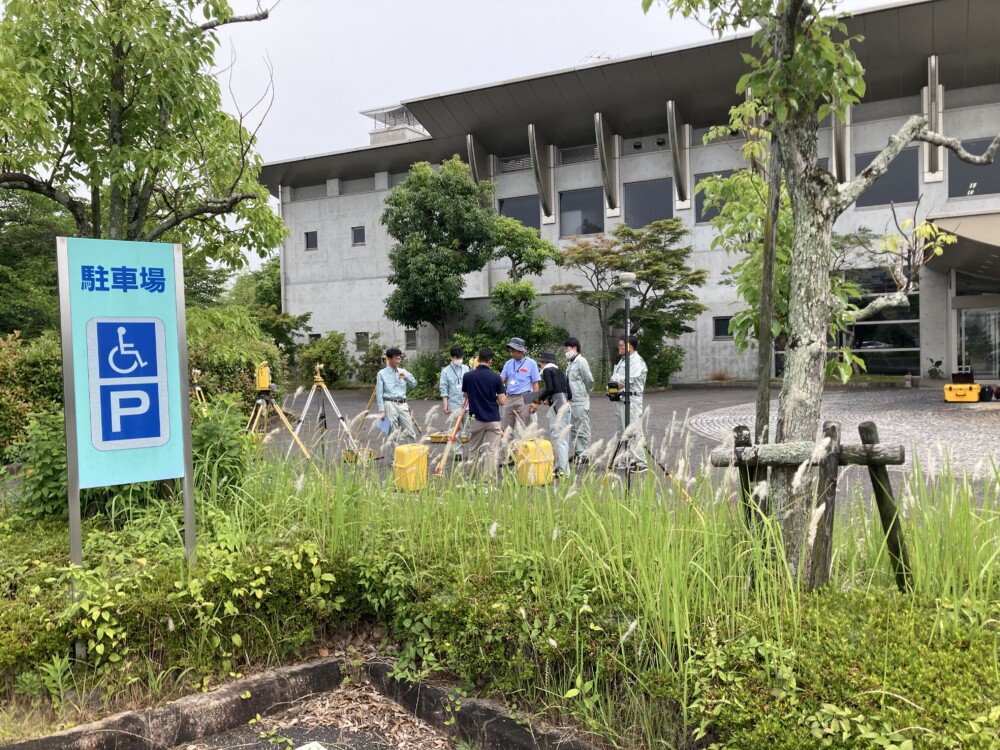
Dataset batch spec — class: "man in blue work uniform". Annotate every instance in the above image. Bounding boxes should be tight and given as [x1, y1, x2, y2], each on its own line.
[376, 347, 417, 459]
[462, 348, 507, 475]
[439, 346, 470, 460]
[499, 337, 540, 436]
[563, 337, 594, 464]
[610, 335, 647, 472]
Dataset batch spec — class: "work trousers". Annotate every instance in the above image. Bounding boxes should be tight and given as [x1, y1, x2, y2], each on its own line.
[614, 396, 646, 469]
[501, 396, 531, 436]
[548, 404, 572, 475]
[467, 419, 503, 476]
[384, 401, 416, 460]
[569, 398, 591, 457]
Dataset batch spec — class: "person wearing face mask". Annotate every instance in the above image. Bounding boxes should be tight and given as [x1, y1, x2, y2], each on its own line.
[610, 334, 647, 472]
[563, 337, 594, 465]
[438, 346, 470, 461]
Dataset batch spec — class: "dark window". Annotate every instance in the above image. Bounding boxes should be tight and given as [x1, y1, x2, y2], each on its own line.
[949, 137, 1000, 198]
[304, 230, 318, 250]
[854, 148, 919, 207]
[559, 187, 604, 237]
[694, 169, 735, 223]
[405, 329, 417, 350]
[498, 195, 541, 231]
[308, 333, 321, 343]
[713, 316, 733, 339]
[351, 226, 366, 245]
[624, 178, 674, 228]
[355, 332, 369, 352]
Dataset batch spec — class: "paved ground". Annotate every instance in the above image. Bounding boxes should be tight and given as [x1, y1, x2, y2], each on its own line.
[274, 382, 1000, 482]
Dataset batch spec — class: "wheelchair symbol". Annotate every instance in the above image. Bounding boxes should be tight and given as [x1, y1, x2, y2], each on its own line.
[108, 326, 148, 374]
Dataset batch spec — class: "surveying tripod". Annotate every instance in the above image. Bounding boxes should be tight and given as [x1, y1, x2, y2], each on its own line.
[246, 361, 313, 461]
[191, 368, 208, 415]
[286, 365, 366, 462]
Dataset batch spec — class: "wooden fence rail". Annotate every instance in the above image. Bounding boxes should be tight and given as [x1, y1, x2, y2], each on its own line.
[710, 420, 913, 593]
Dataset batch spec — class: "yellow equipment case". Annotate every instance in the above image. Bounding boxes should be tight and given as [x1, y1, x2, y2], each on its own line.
[515, 439, 554, 486]
[944, 384, 981, 402]
[394, 444, 428, 491]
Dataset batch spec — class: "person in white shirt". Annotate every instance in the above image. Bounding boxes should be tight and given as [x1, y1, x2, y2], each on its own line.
[610, 335, 647, 472]
[438, 346, 470, 460]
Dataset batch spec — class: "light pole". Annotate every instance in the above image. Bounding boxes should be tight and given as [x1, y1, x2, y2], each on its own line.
[619, 272, 637, 431]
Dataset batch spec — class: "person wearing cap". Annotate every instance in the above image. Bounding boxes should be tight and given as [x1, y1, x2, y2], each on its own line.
[462, 347, 507, 475]
[530, 352, 573, 478]
[610, 334, 647, 472]
[439, 346, 470, 461]
[563, 337, 594, 464]
[376, 347, 418, 459]
[499, 337, 540, 435]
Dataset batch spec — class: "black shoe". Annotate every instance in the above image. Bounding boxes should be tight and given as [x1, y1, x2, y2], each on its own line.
[554, 469, 564, 479]
[574, 455, 590, 465]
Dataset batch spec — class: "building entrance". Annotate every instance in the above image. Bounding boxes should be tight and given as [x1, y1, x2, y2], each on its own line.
[958, 308, 1000, 382]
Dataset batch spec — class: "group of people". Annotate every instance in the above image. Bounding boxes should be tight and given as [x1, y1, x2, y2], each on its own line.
[374, 334, 648, 477]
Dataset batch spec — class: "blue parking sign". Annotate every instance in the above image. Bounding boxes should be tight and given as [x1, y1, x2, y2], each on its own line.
[87, 318, 169, 449]
[59, 238, 186, 489]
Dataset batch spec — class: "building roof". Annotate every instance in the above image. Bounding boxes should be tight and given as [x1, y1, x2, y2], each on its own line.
[260, 0, 1000, 195]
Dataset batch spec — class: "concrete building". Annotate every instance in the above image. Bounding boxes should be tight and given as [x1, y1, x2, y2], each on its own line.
[260, 0, 1000, 384]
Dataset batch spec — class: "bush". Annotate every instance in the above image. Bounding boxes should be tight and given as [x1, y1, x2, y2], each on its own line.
[191, 394, 255, 491]
[0, 334, 34, 463]
[403, 349, 446, 399]
[186, 305, 286, 408]
[354, 333, 386, 385]
[297, 331, 355, 384]
[645, 342, 685, 387]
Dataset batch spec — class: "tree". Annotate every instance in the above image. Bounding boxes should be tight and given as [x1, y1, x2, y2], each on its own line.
[0, 192, 75, 337]
[382, 157, 560, 348]
[559, 219, 708, 380]
[0, 0, 285, 265]
[644, 0, 999, 582]
[229, 257, 312, 356]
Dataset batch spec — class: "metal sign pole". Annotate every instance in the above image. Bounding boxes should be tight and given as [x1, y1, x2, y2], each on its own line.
[173, 244, 197, 565]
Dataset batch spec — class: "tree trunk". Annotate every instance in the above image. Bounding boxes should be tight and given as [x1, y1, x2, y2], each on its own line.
[771, 122, 837, 582]
[108, 37, 126, 240]
[756, 140, 782, 445]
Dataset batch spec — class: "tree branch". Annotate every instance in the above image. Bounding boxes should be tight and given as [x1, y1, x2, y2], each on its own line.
[848, 291, 909, 323]
[199, 7, 271, 32]
[0, 172, 91, 236]
[836, 115, 927, 211]
[142, 192, 260, 242]
[912, 129, 1000, 165]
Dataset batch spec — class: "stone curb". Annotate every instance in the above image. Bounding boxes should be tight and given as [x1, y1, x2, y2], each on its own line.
[2, 658, 343, 750]
[365, 662, 595, 750]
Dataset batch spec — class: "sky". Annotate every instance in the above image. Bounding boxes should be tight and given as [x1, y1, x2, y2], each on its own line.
[214, 0, 893, 166]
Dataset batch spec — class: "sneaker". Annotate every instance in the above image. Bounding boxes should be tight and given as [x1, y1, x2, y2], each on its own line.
[628, 464, 648, 474]
[554, 469, 566, 479]
[574, 455, 590, 465]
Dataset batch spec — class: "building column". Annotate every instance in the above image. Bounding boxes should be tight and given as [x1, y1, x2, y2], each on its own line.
[595, 112, 620, 217]
[528, 123, 556, 224]
[923, 54, 944, 182]
[666, 100, 691, 209]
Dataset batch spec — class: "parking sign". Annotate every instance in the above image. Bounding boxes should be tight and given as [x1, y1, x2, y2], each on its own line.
[58, 239, 188, 489]
[87, 318, 169, 449]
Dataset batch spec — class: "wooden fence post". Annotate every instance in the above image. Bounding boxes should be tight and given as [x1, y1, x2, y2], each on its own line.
[858, 421, 913, 593]
[808, 422, 840, 590]
[733, 425, 757, 526]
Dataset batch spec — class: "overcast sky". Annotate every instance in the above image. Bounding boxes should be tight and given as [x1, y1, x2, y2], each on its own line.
[215, 0, 891, 165]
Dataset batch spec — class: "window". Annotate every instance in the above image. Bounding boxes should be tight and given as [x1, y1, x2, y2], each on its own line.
[854, 148, 919, 207]
[949, 137, 1000, 198]
[694, 170, 735, 224]
[559, 187, 604, 237]
[498, 195, 541, 231]
[405, 329, 417, 350]
[624, 178, 674, 228]
[499, 154, 532, 173]
[713, 316, 733, 339]
[351, 226, 366, 245]
[304, 230, 318, 250]
[355, 332, 369, 352]
[308, 333, 321, 343]
[559, 145, 598, 164]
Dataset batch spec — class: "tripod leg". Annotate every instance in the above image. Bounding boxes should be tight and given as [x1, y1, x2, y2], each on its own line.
[320, 385, 362, 455]
[272, 398, 312, 461]
[287, 385, 319, 460]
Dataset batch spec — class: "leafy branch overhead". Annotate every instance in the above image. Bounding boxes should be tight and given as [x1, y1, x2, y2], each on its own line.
[0, 0, 285, 265]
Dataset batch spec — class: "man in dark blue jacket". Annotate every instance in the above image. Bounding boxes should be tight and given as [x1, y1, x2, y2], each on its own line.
[462, 348, 507, 474]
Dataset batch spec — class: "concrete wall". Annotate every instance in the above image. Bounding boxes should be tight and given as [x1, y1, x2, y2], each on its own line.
[279, 83, 1000, 381]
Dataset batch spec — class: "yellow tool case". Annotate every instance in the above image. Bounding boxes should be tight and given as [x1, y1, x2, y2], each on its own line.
[944, 383, 981, 402]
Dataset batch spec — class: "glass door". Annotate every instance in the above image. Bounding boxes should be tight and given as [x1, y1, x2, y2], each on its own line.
[958, 309, 1000, 381]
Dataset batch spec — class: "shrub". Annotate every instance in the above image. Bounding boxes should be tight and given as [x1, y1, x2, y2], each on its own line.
[0, 333, 34, 463]
[354, 333, 386, 385]
[404, 349, 446, 399]
[297, 331, 355, 384]
[645, 342, 685, 386]
[191, 394, 255, 491]
[186, 305, 286, 408]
